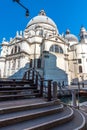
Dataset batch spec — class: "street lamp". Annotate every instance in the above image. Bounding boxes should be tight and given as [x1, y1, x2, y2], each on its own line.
[13, 0, 29, 17]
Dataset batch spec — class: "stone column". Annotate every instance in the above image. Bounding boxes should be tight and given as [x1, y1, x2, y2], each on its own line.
[53, 81, 57, 100]
[71, 90, 77, 107]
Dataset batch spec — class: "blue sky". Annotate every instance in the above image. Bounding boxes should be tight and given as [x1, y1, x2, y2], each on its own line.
[0, 0, 87, 43]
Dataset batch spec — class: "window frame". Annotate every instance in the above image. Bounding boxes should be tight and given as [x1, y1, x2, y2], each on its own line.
[50, 44, 63, 54]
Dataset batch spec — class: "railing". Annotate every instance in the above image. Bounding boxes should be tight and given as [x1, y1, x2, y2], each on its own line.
[23, 68, 42, 89]
[23, 68, 53, 101]
[42, 80, 52, 101]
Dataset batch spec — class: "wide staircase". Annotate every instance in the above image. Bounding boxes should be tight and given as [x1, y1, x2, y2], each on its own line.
[0, 99, 86, 130]
[0, 80, 40, 101]
[0, 68, 87, 129]
[0, 68, 45, 101]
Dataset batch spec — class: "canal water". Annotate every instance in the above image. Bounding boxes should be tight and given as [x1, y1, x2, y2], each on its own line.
[59, 96, 87, 106]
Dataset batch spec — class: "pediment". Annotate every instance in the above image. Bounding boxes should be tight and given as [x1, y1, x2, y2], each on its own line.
[48, 35, 65, 44]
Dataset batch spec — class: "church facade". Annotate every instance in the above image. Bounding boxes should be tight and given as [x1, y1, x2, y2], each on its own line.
[0, 10, 87, 85]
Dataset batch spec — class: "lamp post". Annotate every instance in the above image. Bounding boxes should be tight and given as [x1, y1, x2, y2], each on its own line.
[13, 0, 29, 17]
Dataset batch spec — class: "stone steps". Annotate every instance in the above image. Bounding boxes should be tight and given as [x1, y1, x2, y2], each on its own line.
[0, 80, 40, 101]
[23, 106, 73, 130]
[51, 108, 86, 130]
[0, 100, 61, 114]
[0, 100, 86, 130]
[0, 105, 63, 127]
[0, 92, 40, 101]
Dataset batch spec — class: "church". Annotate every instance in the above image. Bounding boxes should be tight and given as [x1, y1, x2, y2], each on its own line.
[0, 10, 87, 85]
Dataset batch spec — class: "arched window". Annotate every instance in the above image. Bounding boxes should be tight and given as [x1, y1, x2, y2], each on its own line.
[79, 66, 83, 73]
[18, 46, 20, 53]
[11, 46, 20, 55]
[39, 30, 43, 36]
[11, 49, 13, 54]
[50, 44, 63, 54]
[15, 46, 17, 53]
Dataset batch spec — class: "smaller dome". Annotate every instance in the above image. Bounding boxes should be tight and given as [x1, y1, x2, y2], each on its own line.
[65, 29, 78, 43]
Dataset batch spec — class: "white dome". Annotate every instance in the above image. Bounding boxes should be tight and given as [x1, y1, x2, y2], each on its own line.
[65, 34, 78, 42]
[65, 29, 78, 43]
[26, 10, 58, 34]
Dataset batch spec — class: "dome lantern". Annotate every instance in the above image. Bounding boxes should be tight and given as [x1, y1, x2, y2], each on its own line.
[38, 10, 46, 16]
[66, 29, 70, 34]
[65, 29, 78, 45]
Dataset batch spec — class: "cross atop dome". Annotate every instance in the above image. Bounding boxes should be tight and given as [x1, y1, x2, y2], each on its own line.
[38, 10, 46, 16]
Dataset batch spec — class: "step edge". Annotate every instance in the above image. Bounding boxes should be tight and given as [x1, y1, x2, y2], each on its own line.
[24, 106, 74, 130]
[0, 106, 64, 127]
[74, 109, 86, 130]
[0, 100, 60, 114]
